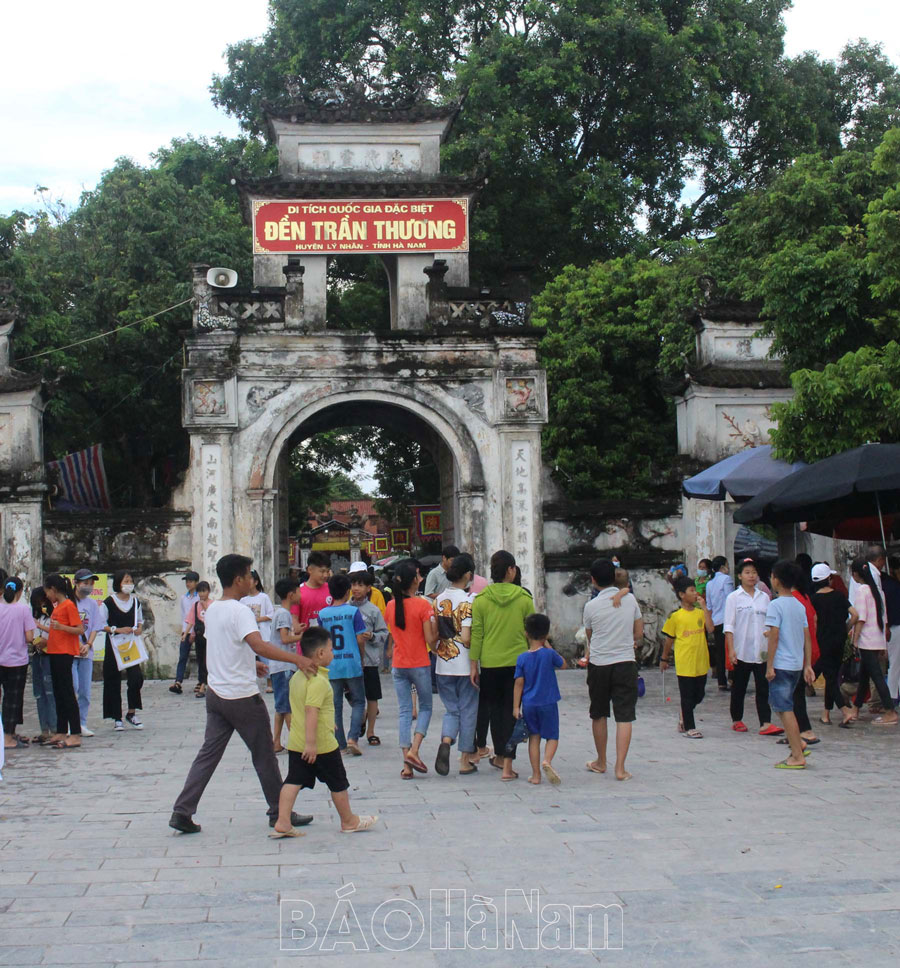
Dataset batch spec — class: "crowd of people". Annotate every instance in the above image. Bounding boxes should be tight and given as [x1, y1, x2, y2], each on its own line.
[1, 540, 897, 825]
[0, 566, 148, 752]
[664, 544, 900, 767]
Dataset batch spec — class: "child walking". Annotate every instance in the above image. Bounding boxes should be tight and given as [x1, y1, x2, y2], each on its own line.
[349, 571, 389, 746]
[765, 560, 815, 768]
[271, 577, 305, 753]
[513, 614, 565, 785]
[659, 576, 714, 739]
[317, 575, 368, 756]
[271, 626, 377, 838]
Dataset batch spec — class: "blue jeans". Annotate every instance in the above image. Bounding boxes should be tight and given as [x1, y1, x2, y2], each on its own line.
[392, 666, 433, 749]
[330, 675, 366, 748]
[71, 654, 93, 726]
[30, 652, 56, 733]
[175, 635, 192, 682]
[436, 674, 479, 753]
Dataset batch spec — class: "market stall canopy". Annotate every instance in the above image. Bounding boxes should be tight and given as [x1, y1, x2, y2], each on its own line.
[733, 443, 900, 529]
[683, 445, 805, 502]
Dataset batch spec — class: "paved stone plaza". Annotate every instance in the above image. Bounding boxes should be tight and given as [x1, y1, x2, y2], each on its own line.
[2, 669, 900, 967]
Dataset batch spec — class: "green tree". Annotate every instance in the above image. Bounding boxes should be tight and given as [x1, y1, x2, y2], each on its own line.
[705, 126, 900, 371]
[4, 137, 271, 506]
[214, 4, 900, 278]
[770, 342, 900, 462]
[535, 254, 701, 497]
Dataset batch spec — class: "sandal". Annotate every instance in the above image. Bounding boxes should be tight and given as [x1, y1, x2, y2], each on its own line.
[404, 752, 427, 773]
[367, 735, 381, 745]
[400, 768, 414, 780]
[169, 682, 182, 694]
[459, 764, 478, 775]
[685, 729, 703, 739]
[342, 815, 378, 833]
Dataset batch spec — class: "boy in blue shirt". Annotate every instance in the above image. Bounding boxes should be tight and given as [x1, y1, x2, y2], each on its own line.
[765, 560, 814, 770]
[317, 575, 368, 756]
[513, 613, 565, 786]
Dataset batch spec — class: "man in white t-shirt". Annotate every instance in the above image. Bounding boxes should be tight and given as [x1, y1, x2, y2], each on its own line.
[583, 559, 643, 781]
[170, 554, 317, 834]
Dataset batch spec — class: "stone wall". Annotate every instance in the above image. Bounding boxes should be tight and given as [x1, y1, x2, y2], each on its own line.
[541, 473, 685, 663]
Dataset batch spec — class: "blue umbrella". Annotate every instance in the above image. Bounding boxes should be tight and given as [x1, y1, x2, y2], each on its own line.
[683, 445, 805, 502]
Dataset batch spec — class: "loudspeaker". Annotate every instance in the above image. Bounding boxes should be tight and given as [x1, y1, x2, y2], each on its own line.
[207, 267, 238, 288]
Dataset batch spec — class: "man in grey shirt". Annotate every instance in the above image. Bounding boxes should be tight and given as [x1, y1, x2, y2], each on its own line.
[424, 545, 461, 600]
[583, 559, 643, 781]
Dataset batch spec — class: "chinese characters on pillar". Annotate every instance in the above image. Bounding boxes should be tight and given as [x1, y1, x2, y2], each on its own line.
[201, 443, 223, 594]
[511, 440, 534, 589]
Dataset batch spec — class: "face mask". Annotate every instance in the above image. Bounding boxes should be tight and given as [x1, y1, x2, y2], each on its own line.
[697, 569, 707, 578]
[77, 585, 93, 598]
[121, 583, 135, 595]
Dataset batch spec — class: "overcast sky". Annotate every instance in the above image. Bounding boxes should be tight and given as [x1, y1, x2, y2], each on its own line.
[1, 1, 898, 216]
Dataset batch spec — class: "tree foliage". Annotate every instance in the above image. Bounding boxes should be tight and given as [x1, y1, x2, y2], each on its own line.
[770, 342, 900, 462]
[4, 138, 270, 505]
[214, 4, 900, 278]
[535, 254, 700, 497]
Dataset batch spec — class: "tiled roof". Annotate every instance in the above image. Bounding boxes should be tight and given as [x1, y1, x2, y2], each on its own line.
[265, 102, 459, 128]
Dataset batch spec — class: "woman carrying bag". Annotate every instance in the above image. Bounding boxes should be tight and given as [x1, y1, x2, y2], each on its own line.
[101, 571, 145, 731]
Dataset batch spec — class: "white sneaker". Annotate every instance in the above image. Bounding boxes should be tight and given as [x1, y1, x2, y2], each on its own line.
[125, 713, 143, 729]
[114, 720, 124, 731]
[80, 727, 95, 737]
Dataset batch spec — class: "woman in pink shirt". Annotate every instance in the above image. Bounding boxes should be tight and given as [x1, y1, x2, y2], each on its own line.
[848, 558, 898, 725]
[0, 577, 37, 748]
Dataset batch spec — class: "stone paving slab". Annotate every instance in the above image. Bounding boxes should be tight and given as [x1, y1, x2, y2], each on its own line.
[1, 670, 899, 966]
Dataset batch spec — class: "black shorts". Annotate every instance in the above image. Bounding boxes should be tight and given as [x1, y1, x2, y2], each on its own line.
[363, 666, 382, 701]
[284, 748, 349, 793]
[587, 661, 638, 723]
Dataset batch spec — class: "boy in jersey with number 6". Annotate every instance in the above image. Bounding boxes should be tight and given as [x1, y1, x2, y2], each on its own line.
[316, 575, 369, 756]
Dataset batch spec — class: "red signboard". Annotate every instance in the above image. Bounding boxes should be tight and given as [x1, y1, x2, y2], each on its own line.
[252, 198, 469, 255]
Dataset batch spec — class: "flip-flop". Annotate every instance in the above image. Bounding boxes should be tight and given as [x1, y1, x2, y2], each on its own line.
[500, 771, 519, 781]
[542, 763, 561, 785]
[685, 730, 703, 739]
[775, 759, 806, 769]
[873, 717, 900, 725]
[367, 736, 381, 745]
[838, 721, 854, 728]
[345, 744, 363, 756]
[759, 725, 784, 736]
[404, 753, 427, 773]
[802, 737, 821, 745]
[819, 718, 832, 725]
[400, 769, 414, 780]
[585, 761, 605, 774]
[50, 742, 80, 750]
[459, 765, 478, 775]
[489, 756, 505, 770]
[5, 739, 27, 749]
[341, 815, 378, 833]
[435, 741, 451, 776]
[268, 829, 305, 839]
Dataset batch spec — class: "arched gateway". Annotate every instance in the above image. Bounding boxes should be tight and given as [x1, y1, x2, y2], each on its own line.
[182, 103, 547, 603]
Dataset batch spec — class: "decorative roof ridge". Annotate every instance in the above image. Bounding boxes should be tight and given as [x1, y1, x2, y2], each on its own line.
[264, 101, 461, 136]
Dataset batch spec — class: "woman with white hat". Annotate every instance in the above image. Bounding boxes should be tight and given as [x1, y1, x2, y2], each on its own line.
[810, 562, 856, 727]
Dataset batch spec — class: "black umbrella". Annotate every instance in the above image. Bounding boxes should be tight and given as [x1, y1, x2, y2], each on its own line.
[733, 443, 900, 547]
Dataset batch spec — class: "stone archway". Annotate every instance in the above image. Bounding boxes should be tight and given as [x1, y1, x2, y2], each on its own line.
[181, 100, 547, 603]
[249, 384, 489, 585]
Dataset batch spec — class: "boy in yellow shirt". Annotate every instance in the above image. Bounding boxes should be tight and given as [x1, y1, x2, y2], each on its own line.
[659, 576, 714, 739]
[270, 626, 377, 838]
